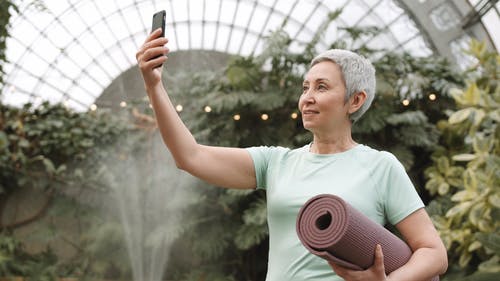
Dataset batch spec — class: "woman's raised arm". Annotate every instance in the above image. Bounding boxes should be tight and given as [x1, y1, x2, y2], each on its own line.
[135, 29, 256, 189]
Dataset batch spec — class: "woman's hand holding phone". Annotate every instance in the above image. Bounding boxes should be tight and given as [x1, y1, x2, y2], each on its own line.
[136, 11, 169, 89]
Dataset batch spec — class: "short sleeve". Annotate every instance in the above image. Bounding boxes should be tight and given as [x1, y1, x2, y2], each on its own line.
[380, 152, 425, 225]
[245, 146, 272, 190]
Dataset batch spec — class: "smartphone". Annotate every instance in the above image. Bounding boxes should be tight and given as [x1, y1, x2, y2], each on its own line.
[151, 10, 166, 36]
[151, 10, 166, 67]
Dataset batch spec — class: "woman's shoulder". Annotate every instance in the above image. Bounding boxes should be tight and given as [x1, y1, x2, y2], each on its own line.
[355, 144, 402, 167]
[246, 144, 309, 160]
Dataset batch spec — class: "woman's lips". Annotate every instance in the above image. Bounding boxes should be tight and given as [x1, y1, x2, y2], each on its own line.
[302, 109, 319, 115]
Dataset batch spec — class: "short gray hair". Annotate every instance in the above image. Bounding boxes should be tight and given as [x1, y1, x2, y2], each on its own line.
[310, 49, 376, 122]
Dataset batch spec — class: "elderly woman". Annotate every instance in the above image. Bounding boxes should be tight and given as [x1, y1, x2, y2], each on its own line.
[136, 28, 448, 281]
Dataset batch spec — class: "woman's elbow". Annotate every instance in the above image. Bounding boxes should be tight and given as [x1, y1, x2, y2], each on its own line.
[436, 243, 449, 275]
[174, 158, 190, 171]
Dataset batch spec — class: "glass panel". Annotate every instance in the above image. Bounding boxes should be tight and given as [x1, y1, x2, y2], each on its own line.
[203, 0, 221, 22]
[481, 6, 500, 50]
[2, 0, 454, 110]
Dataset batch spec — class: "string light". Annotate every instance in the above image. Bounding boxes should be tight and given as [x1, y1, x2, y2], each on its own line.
[149, 103, 153, 108]
[90, 104, 97, 111]
[204, 106, 212, 113]
[120, 101, 127, 107]
[429, 93, 437, 101]
[402, 99, 410, 106]
[175, 104, 183, 112]
[291, 112, 298, 119]
[233, 114, 241, 121]
[261, 114, 269, 121]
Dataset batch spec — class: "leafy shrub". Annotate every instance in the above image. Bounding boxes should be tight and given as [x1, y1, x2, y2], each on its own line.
[425, 40, 499, 280]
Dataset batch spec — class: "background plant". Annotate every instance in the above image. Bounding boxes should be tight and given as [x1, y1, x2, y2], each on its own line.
[0, 0, 18, 87]
[0, 101, 138, 279]
[425, 40, 499, 281]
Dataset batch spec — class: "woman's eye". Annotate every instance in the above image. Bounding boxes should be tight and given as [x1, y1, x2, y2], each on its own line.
[318, 84, 327, 90]
[302, 86, 309, 92]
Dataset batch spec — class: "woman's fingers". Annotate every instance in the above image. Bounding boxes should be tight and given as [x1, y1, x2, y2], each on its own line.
[136, 38, 169, 72]
[374, 244, 386, 274]
[142, 45, 169, 63]
[145, 28, 164, 44]
[136, 37, 168, 59]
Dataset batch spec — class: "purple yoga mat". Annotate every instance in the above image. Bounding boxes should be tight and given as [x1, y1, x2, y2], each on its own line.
[296, 194, 439, 280]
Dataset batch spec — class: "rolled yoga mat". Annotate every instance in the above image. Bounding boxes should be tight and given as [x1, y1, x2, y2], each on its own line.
[296, 194, 439, 281]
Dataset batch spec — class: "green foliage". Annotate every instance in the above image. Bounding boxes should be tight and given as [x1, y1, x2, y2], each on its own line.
[0, 102, 138, 278]
[0, 102, 128, 194]
[0, 233, 62, 280]
[425, 40, 500, 278]
[0, 0, 18, 87]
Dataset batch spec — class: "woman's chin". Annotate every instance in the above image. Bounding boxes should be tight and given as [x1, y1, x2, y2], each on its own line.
[302, 122, 316, 131]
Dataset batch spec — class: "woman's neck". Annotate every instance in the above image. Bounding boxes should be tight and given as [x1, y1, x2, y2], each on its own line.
[310, 132, 357, 154]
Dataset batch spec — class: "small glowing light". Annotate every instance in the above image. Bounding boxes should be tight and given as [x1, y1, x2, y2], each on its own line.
[63, 100, 70, 108]
[204, 106, 212, 113]
[9, 85, 16, 92]
[261, 114, 269, 121]
[291, 112, 298, 119]
[149, 103, 153, 108]
[429, 94, 437, 101]
[90, 104, 97, 111]
[402, 99, 410, 106]
[233, 114, 241, 121]
[175, 104, 183, 112]
[120, 101, 127, 107]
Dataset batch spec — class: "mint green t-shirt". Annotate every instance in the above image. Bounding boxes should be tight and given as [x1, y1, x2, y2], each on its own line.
[246, 144, 424, 281]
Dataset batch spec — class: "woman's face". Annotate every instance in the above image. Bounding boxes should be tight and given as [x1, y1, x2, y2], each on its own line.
[299, 61, 351, 132]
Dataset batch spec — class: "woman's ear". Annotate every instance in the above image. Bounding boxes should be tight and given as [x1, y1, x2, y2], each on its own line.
[348, 91, 367, 114]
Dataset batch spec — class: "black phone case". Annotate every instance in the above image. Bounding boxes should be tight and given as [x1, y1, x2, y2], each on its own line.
[152, 10, 166, 36]
[151, 10, 166, 67]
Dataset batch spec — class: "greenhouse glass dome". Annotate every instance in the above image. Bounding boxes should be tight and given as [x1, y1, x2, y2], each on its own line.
[2, 0, 499, 111]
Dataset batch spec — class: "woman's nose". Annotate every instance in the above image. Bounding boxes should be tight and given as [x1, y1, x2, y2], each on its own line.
[303, 91, 315, 103]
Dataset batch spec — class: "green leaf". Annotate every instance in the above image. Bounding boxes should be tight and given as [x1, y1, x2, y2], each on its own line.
[451, 190, 477, 202]
[489, 108, 500, 122]
[42, 158, 56, 174]
[468, 240, 482, 252]
[478, 256, 500, 273]
[451, 83, 481, 106]
[463, 169, 478, 190]
[488, 193, 500, 208]
[454, 272, 500, 281]
[234, 222, 268, 250]
[476, 233, 500, 256]
[438, 182, 450, 195]
[453, 154, 477, 162]
[55, 164, 66, 175]
[473, 109, 486, 126]
[0, 131, 8, 150]
[449, 107, 474, 124]
[446, 201, 473, 218]
[459, 251, 472, 268]
[468, 202, 485, 226]
[18, 138, 30, 148]
[386, 111, 428, 125]
[437, 156, 450, 174]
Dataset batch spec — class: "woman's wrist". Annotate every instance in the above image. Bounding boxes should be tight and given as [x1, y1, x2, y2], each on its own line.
[145, 82, 165, 97]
